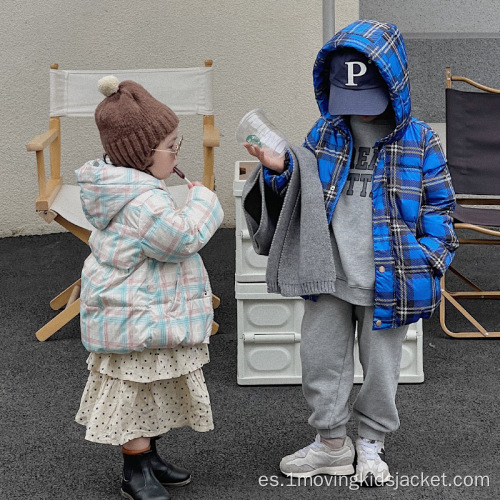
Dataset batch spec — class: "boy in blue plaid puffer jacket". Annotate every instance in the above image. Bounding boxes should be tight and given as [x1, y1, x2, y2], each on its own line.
[243, 20, 457, 486]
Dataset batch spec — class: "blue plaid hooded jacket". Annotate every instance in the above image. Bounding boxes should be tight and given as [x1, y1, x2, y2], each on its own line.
[264, 20, 458, 329]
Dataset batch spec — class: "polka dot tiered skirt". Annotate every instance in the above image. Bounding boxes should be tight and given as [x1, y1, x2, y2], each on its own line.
[75, 345, 213, 445]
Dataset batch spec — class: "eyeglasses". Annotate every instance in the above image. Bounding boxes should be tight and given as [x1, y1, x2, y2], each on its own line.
[152, 136, 183, 157]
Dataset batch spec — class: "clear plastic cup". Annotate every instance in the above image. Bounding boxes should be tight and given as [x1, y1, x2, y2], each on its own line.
[235, 108, 288, 158]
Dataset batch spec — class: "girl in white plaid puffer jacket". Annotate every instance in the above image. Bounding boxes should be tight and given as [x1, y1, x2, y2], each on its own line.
[74, 76, 223, 500]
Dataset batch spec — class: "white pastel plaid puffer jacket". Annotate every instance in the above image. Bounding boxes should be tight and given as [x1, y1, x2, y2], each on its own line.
[76, 159, 224, 353]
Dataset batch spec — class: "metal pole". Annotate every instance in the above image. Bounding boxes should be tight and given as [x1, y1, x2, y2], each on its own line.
[323, 0, 335, 44]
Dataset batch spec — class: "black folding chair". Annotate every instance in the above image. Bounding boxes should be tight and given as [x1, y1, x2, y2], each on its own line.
[440, 68, 500, 338]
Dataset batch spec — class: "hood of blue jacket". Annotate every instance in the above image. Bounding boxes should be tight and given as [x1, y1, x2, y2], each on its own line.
[75, 159, 164, 230]
[313, 20, 411, 140]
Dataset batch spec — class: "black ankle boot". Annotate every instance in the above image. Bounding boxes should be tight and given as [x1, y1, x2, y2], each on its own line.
[151, 437, 191, 487]
[121, 449, 171, 500]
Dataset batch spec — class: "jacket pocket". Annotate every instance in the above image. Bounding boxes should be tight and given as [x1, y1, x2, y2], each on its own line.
[391, 223, 431, 274]
[391, 223, 442, 324]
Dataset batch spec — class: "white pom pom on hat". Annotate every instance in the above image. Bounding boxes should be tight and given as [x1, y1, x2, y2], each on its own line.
[98, 75, 120, 97]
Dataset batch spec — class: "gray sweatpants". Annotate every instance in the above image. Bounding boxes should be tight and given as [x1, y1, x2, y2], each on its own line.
[300, 294, 409, 442]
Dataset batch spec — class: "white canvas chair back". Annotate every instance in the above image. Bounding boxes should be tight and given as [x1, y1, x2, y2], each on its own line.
[50, 66, 214, 117]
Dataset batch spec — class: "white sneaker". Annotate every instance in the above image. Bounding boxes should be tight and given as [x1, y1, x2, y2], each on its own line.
[280, 435, 355, 478]
[354, 437, 392, 486]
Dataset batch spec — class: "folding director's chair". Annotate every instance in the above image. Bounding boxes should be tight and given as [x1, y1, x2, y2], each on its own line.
[440, 67, 500, 338]
[26, 60, 220, 341]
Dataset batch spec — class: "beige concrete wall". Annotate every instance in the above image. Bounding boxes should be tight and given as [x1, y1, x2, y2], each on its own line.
[335, 0, 359, 31]
[0, 0, 323, 237]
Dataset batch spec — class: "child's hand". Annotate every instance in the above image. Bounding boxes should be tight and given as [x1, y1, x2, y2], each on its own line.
[188, 181, 204, 189]
[243, 142, 285, 174]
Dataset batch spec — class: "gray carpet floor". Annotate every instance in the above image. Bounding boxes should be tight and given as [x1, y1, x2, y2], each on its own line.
[1, 229, 498, 500]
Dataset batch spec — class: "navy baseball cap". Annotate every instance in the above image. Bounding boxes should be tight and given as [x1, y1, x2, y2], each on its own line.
[328, 48, 389, 116]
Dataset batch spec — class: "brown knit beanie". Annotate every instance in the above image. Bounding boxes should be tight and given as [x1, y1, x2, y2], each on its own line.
[95, 76, 179, 171]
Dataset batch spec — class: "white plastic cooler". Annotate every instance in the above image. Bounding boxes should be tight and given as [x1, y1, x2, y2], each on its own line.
[234, 160, 424, 385]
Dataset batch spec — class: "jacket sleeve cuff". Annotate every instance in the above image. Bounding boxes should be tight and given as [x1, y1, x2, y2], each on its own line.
[262, 150, 293, 196]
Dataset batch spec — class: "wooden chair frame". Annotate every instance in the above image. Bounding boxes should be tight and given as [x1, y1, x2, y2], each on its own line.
[440, 68, 500, 338]
[27, 60, 220, 341]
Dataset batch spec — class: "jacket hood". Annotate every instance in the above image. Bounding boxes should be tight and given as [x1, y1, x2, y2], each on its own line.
[313, 20, 411, 140]
[76, 159, 164, 230]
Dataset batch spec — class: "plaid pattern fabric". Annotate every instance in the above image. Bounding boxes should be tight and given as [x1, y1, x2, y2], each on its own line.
[76, 160, 224, 352]
[263, 20, 458, 329]
[263, 154, 294, 195]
